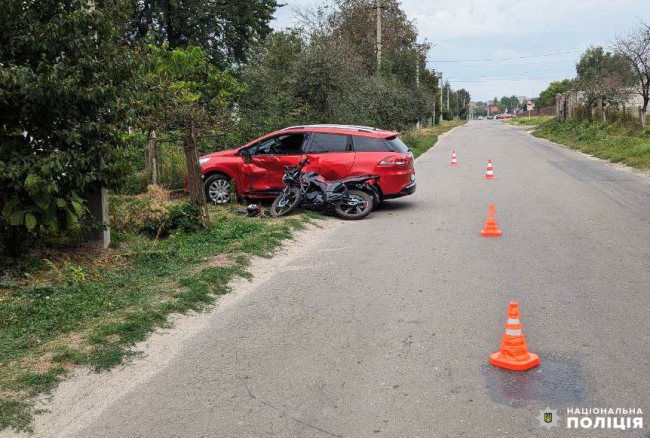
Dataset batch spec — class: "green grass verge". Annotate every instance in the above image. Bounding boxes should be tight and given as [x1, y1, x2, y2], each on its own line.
[505, 115, 553, 126]
[0, 208, 311, 432]
[532, 119, 650, 170]
[402, 120, 467, 158]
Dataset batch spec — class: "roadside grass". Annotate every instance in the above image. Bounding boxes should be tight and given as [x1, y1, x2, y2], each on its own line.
[402, 120, 467, 158]
[0, 203, 312, 432]
[505, 115, 553, 126]
[532, 119, 650, 170]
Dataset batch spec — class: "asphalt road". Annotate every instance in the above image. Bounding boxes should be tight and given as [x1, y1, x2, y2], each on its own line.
[72, 121, 650, 437]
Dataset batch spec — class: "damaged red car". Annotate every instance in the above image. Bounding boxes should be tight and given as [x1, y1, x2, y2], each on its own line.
[196, 124, 416, 204]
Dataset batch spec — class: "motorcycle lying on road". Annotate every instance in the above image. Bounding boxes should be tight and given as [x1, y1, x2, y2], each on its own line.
[270, 158, 380, 220]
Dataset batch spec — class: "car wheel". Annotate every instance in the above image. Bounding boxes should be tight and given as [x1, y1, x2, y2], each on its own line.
[333, 190, 374, 220]
[204, 174, 232, 204]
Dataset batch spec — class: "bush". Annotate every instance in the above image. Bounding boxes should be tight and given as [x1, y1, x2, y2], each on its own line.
[143, 203, 201, 237]
[442, 110, 454, 121]
[109, 186, 199, 237]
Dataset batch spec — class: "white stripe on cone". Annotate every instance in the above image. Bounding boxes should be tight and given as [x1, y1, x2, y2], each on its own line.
[485, 159, 494, 177]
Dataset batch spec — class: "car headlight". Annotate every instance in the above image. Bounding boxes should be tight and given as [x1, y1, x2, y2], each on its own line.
[198, 158, 210, 165]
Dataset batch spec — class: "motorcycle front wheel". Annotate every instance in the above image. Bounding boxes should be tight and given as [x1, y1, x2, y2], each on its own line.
[333, 190, 373, 220]
[270, 187, 302, 217]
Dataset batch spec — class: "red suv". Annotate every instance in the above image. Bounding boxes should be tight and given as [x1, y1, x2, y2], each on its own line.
[197, 124, 416, 204]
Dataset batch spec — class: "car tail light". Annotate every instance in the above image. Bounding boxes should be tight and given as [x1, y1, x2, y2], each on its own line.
[378, 155, 409, 166]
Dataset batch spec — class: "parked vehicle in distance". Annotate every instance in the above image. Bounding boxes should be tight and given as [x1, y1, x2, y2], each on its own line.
[477, 116, 484, 120]
[487, 115, 494, 120]
[270, 158, 378, 220]
[196, 124, 416, 205]
[500, 114, 517, 119]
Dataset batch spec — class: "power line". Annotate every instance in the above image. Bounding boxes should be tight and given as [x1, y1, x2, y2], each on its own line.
[433, 58, 576, 69]
[448, 77, 573, 83]
[428, 50, 580, 63]
[451, 66, 574, 80]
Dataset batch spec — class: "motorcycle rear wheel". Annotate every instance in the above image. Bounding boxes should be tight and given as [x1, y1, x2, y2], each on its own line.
[271, 187, 302, 217]
[333, 190, 373, 220]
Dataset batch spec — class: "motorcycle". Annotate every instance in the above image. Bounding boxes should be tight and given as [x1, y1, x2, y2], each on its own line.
[270, 158, 380, 220]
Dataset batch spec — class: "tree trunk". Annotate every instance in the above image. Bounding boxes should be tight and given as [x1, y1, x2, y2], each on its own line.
[641, 106, 647, 129]
[146, 130, 158, 185]
[599, 97, 606, 122]
[183, 128, 210, 228]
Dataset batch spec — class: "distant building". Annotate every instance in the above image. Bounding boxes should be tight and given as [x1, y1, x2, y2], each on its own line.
[488, 104, 501, 115]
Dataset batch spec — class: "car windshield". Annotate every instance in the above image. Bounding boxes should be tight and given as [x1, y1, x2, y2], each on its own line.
[385, 136, 410, 153]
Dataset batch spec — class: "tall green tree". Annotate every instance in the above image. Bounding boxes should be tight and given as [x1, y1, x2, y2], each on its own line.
[576, 46, 636, 117]
[329, 0, 418, 75]
[538, 79, 575, 108]
[613, 21, 650, 128]
[0, 0, 137, 255]
[130, 0, 279, 67]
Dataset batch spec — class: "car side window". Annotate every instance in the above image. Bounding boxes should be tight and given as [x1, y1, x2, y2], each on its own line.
[351, 136, 390, 152]
[306, 133, 349, 153]
[252, 133, 306, 155]
[384, 136, 410, 153]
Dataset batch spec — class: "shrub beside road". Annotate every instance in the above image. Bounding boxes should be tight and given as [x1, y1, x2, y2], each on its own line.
[403, 120, 468, 158]
[504, 116, 554, 126]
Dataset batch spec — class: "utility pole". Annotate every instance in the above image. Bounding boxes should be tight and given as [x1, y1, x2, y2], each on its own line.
[437, 73, 442, 125]
[432, 95, 435, 126]
[376, 0, 382, 72]
[447, 81, 449, 111]
[415, 45, 420, 129]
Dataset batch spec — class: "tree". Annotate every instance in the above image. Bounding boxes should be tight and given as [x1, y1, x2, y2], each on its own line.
[576, 46, 636, 121]
[236, 0, 440, 134]
[328, 0, 418, 75]
[136, 45, 241, 225]
[130, 0, 279, 67]
[538, 79, 575, 108]
[0, 0, 137, 255]
[450, 89, 471, 118]
[498, 95, 521, 112]
[613, 21, 650, 128]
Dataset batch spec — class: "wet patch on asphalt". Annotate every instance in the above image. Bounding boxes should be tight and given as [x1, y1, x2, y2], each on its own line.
[483, 354, 587, 408]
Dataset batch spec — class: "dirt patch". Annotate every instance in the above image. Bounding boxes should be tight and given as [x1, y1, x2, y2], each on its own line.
[207, 253, 235, 267]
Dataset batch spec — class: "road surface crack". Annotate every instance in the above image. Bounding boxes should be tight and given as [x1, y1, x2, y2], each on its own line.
[241, 378, 343, 438]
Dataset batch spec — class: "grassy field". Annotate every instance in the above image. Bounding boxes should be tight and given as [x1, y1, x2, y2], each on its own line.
[532, 119, 650, 170]
[505, 115, 554, 126]
[0, 202, 312, 431]
[403, 120, 467, 158]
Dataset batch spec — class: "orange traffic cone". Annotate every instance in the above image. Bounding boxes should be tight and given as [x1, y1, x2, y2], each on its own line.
[449, 150, 458, 166]
[490, 302, 540, 371]
[484, 159, 496, 179]
[480, 204, 502, 237]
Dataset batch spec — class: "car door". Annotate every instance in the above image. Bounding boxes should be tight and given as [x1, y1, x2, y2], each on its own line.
[303, 133, 354, 181]
[240, 133, 308, 193]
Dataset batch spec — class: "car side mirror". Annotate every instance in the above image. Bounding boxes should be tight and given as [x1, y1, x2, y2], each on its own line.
[240, 148, 253, 163]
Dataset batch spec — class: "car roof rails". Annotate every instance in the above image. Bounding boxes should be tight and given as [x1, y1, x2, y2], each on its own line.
[282, 124, 381, 132]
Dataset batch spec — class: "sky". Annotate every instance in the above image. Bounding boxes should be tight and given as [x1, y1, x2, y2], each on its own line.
[271, 0, 650, 102]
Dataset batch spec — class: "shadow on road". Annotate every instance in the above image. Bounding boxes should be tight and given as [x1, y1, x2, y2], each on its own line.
[374, 199, 416, 212]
